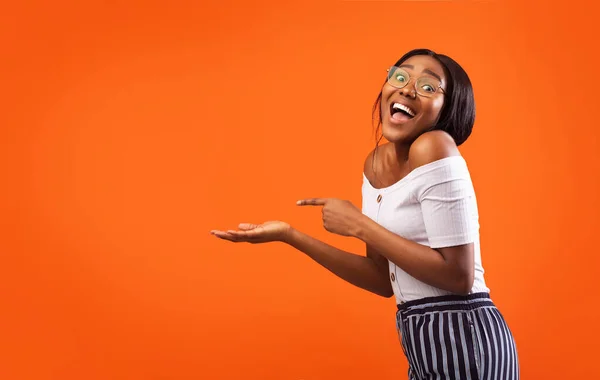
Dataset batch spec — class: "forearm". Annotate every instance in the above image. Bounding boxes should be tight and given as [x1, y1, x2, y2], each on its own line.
[355, 219, 473, 295]
[284, 228, 393, 297]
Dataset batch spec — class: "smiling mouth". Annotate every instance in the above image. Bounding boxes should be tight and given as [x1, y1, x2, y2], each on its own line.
[390, 102, 416, 119]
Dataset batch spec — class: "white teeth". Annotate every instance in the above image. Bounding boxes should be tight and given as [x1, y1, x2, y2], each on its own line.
[393, 103, 415, 117]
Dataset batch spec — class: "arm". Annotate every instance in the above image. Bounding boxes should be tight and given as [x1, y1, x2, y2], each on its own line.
[284, 228, 394, 298]
[355, 221, 474, 295]
[212, 222, 393, 297]
[356, 131, 475, 295]
[281, 147, 393, 298]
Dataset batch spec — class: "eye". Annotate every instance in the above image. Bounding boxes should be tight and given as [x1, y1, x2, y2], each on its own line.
[421, 84, 434, 92]
[395, 74, 407, 82]
[417, 78, 440, 93]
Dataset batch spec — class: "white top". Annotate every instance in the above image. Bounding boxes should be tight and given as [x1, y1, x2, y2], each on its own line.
[361, 155, 489, 304]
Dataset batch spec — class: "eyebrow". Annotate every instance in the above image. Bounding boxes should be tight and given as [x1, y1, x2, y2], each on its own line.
[399, 64, 443, 82]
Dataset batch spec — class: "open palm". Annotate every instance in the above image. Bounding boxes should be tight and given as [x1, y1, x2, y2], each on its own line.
[211, 221, 291, 244]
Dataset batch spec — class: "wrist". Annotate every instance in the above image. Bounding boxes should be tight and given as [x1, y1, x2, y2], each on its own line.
[280, 225, 297, 244]
[353, 215, 375, 242]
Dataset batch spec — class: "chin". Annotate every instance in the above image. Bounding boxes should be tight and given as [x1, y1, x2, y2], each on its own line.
[382, 123, 411, 144]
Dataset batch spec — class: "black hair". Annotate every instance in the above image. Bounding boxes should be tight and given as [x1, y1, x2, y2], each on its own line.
[371, 48, 476, 147]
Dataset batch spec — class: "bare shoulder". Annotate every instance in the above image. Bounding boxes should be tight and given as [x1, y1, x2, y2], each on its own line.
[363, 147, 375, 175]
[408, 131, 461, 170]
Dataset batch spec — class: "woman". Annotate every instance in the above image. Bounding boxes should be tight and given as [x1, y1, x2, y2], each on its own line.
[211, 48, 519, 380]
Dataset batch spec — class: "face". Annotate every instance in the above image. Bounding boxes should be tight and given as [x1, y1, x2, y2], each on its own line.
[380, 55, 447, 144]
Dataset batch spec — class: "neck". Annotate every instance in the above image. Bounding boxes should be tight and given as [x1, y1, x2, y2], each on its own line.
[391, 141, 411, 164]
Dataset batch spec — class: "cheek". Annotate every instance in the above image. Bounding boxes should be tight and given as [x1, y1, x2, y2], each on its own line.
[381, 85, 395, 100]
[432, 96, 445, 111]
[423, 97, 445, 121]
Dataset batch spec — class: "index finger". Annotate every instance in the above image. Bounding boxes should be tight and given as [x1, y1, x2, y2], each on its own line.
[296, 198, 328, 206]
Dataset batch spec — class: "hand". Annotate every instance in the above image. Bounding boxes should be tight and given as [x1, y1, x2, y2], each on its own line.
[210, 221, 292, 244]
[297, 198, 365, 237]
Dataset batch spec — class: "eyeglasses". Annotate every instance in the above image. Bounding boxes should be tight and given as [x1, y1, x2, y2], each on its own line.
[386, 66, 445, 97]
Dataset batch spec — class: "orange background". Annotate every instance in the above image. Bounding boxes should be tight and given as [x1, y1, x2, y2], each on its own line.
[1, 1, 598, 379]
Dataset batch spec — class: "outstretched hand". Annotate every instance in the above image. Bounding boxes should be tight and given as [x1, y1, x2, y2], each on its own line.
[297, 198, 365, 237]
[211, 198, 366, 244]
[210, 221, 291, 244]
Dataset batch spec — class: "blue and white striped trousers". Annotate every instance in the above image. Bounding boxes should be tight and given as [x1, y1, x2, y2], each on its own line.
[395, 293, 519, 380]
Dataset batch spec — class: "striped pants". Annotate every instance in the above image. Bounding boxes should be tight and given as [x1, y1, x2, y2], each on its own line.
[395, 293, 519, 380]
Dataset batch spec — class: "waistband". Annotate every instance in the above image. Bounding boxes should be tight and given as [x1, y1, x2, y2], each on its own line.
[397, 292, 494, 317]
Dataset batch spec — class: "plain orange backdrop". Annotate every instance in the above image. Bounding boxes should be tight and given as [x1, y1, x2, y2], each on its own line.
[1, 0, 598, 379]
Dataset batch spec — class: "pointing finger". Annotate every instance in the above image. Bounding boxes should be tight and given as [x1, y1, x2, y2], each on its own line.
[296, 198, 328, 206]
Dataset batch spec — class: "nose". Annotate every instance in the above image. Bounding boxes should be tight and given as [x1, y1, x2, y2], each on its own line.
[398, 83, 416, 99]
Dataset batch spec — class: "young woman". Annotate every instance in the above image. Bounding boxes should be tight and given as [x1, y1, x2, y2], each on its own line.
[211, 48, 519, 380]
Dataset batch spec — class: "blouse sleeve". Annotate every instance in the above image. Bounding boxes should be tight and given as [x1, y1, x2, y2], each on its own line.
[410, 156, 480, 249]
